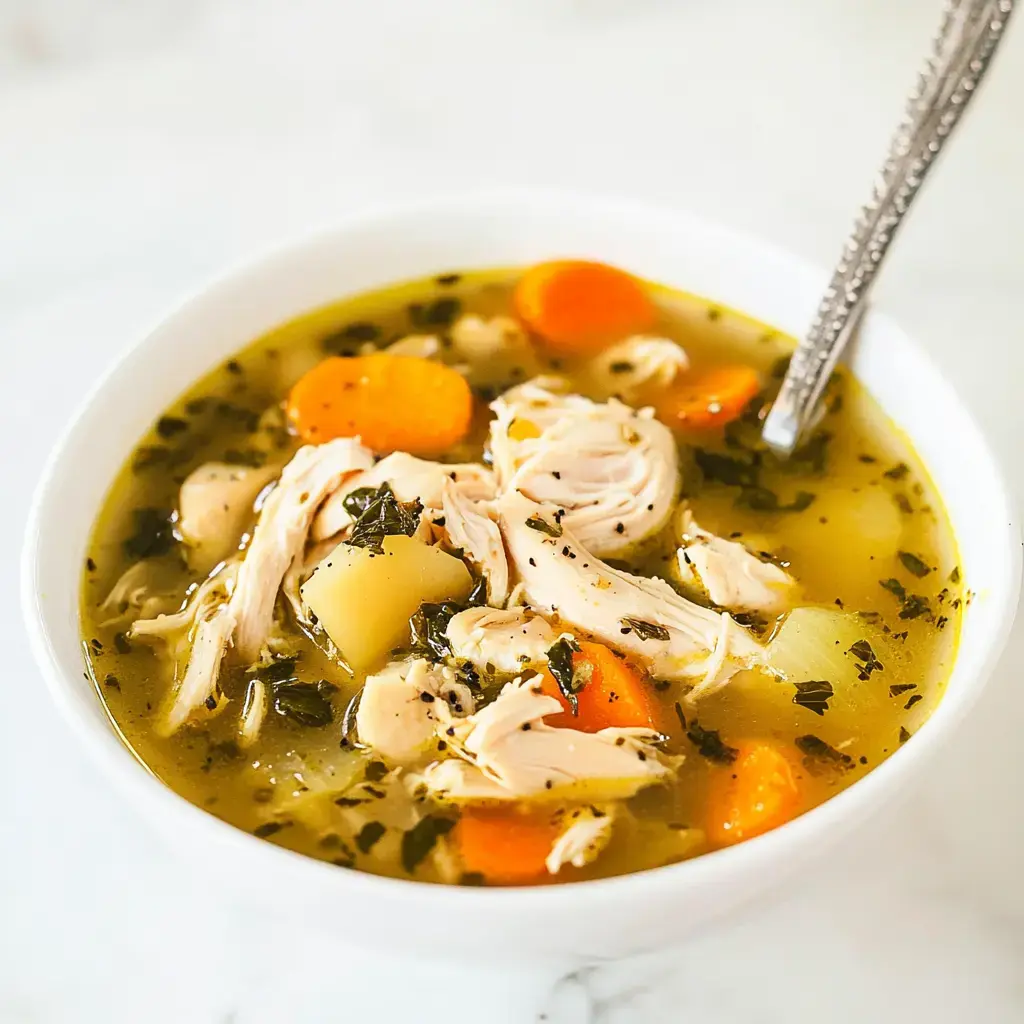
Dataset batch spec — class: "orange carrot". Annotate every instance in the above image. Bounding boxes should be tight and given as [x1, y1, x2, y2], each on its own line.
[514, 260, 656, 355]
[455, 808, 562, 884]
[538, 640, 662, 733]
[707, 741, 801, 846]
[286, 353, 473, 454]
[655, 364, 761, 430]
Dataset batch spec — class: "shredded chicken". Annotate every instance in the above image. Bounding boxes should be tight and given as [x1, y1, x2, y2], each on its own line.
[489, 380, 678, 556]
[132, 562, 239, 641]
[445, 606, 559, 674]
[449, 314, 530, 363]
[312, 452, 496, 543]
[590, 336, 688, 397]
[497, 491, 764, 695]
[230, 438, 373, 664]
[677, 510, 797, 615]
[386, 334, 441, 359]
[420, 677, 672, 802]
[98, 561, 173, 625]
[546, 805, 617, 874]
[440, 479, 508, 604]
[238, 679, 268, 748]
[177, 461, 277, 569]
[356, 659, 476, 764]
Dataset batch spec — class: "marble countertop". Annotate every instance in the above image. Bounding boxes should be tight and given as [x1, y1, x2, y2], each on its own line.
[3, 1, 1024, 1020]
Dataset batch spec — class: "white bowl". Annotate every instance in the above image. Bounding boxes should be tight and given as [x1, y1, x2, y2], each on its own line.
[22, 191, 1021, 963]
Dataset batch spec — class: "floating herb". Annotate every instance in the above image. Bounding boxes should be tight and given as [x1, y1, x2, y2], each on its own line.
[341, 486, 380, 520]
[155, 415, 188, 439]
[889, 683, 916, 697]
[884, 462, 910, 481]
[694, 449, 759, 488]
[949, 566, 961, 584]
[898, 551, 931, 578]
[880, 578, 907, 600]
[546, 636, 586, 715]
[123, 507, 175, 560]
[466, 575, 488, 607]
[524, 513, 563, 538]
[899, 595, 931, 620]
[848, 639, 884, 680]
[795, 734, 853, 775]
[409, 297, 461, 329]
[609, 361, 635, 374]
[409, 601, 464, 661]
[346, 483, 423, 554]
[321, 321, 380, 354]
[401, 815, 457, 873]
[735, 487, 816, 513]
[686, 721, 738, 764]
[251, 655, 299, 685]
[254, 821, 287, 838]
[904, 693, 923, 710]
[792, 680, 834, 716]
[898, 726, 912, 744]
[355, 821, 386, 854]
[364, 760, 389, 783]
[620, 617, 670, 642]
[272, 682, 334, 727]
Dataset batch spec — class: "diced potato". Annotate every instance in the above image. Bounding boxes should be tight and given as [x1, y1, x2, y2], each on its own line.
[301, 535, 473, 670]
[765, 606, 891, 730]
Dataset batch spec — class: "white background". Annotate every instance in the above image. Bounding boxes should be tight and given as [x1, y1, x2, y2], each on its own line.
[2, 1, 1023, 1021]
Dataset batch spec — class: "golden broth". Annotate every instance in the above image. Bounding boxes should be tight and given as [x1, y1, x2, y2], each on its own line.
[81, 268, 961, 883]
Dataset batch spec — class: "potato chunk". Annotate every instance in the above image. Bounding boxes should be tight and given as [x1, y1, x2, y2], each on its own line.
[301, 535, 472, 670]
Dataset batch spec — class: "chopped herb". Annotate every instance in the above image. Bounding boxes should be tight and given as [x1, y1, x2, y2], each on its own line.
[225, 359, 243, 375]
[324, 321, 381, 351]
[949, 566, 961, 584]
[899, 595, 931, 620]
[694, 449, 759, 488]
[609, 361, 635, 374]
[466, 575, 488, 607]
[788, 432, 831, 475]
[334, 796, 366, 808]
[85, 556, 97, 572]
[904, 693, 923, 710]
[889, 683, 917, 697]
[346, 483, 423, 554]
[355, 821, 387, 853]
[735, 487, 816, 513]
[524, 512, 563, 538]
[131, 445, 171, 471]
[848, 639, 884, 680]
[272, 682, 334, 727]
[409, 297, 461, 328]
[155, 415, 188, 439]
[792, 680, 833, 716]
[436, 272, 461, 286]
[686, 721, 738, 764]
[546, 636, 586, 714]
[103, 673, 120, 691]
[795, 734, 853, 775]
[113, 632, 132, 654]
[884, 462, 910, 481]
[858, 454, 877, 464]
[898, 551, 932, 578]
[341, 486, 380, 520]
[254, 821, 287, 838]
[123, 507, 175, 559]
[894, 493, 914, 515]
[364, 760, 388, 782]
[409, 600, 464, 661]
[620, 617, 670, 642]
[401, 815, 457, 873]
[898, 726, 912, 744]
[251, 656, 298, 684]
[880, 578, 907, 600]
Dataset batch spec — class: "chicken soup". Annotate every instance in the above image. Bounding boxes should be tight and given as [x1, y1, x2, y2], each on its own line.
[81, 261, 962, 885]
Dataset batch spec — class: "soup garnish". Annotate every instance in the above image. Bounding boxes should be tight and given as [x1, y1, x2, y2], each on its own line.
[81, 261, 962, 885]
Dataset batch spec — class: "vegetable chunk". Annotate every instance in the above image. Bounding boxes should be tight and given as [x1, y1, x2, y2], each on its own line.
[301, 535, 473, 670]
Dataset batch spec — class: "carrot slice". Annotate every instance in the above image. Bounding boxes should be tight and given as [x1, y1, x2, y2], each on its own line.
[514, 260, 656, 355]
[538, 640, 662, 733]
[455, 808, 561, 884]
[655, 364, 761, 430]
[707, 741, 801, 846]
[286, 353, 473, 454]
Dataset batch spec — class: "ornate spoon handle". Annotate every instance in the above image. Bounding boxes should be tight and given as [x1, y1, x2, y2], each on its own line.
[762, 0, 1016, 456]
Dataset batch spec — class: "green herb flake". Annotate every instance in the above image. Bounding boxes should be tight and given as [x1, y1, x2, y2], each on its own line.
[409, 600, 464, 661]
[621, 617, 670, 642]
[694, 449, 759, 488]
[889, 683, 917, 697]
[546, 636, 585, 714]
[792, 680, 834, 716]
[899, 595, 931, 620]
[401, 815, 457, 873]
[355, 821, 387, 854]
[364, 760, 389, 782]
[341, 486, 380, 521]
[686, 721, 738, 765]
[735, 487, 816, 514]
[949, 566, 961, 584]
[346, 483, 423, 554]
[123, 507, 175, 560]
[884, 462, 910, 481]
[155, 415, 188, 439]
[848, 639, 884, 680]
[880, 578, 907, 600]
[254, 821, 288, 838]
[271, 682, 334, 727]
[795, 734, 854, 775]
[898, 551, 932, 578]
[525, 513, 563, 538]
[898, 726, 912, 745]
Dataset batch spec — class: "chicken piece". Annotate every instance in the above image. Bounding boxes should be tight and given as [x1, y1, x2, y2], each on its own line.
[98, 561, 173, 626]
[497, 491, 764, 697]
[238, 678, 268, 748]
[590, 336, 688, 397]
[450, 314, 530, 363]
[311, 452, 496, 543]
[489, 380, 678, 557]
[132, 561, 239, 641]
[177, 461, 278, 570]
[677, 510, 797, 615]
[421, 677, 672, 802]
[546, 805, 617, 874]
[386, 334, 442, 359]
[445, 606, 559, 674]
[356, 659, 476, 764]
[230, 438, 374, 664]
[440, 479, 508, 605]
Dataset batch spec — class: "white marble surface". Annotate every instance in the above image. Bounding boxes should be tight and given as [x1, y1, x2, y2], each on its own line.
[2, 1, 1024, 1020]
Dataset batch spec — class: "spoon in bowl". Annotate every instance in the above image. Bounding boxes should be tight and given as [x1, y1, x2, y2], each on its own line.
[762, 0, 1016, 457]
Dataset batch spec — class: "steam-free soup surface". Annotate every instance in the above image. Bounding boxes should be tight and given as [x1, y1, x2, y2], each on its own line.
[82, 263, 962, 885]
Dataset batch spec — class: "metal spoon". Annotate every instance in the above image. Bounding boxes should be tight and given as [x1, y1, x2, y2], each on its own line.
[761, 0, 1016, 457]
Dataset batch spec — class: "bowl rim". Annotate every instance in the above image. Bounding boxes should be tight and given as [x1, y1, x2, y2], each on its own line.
[22, 187, 1022, 913]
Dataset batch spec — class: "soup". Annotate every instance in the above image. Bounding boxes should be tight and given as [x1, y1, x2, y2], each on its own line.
[81, 261, 962, 885]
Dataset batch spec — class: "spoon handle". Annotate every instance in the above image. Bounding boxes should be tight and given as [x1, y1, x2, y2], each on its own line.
[761, 0, 1016, 456]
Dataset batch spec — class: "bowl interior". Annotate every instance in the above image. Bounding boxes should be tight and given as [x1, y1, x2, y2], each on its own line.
[22, 191, 1021, 957]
